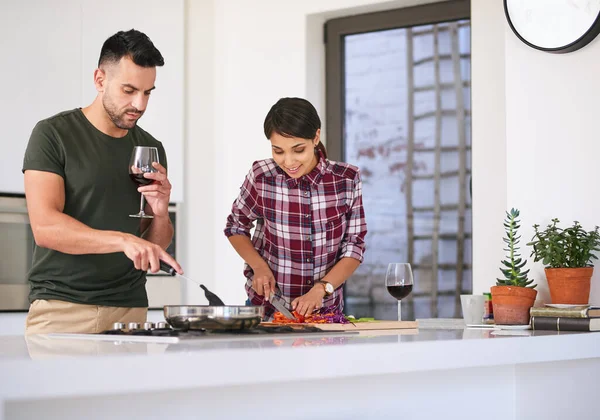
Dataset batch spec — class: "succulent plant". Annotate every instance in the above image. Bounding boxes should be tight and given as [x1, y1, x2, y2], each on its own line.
[497, 208, 536, 288]
[527, 219, 600, 268]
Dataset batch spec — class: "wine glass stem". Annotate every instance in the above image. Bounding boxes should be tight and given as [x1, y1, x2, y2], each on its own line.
[398, 300, 402, 321]
[139, 194, 145, 215]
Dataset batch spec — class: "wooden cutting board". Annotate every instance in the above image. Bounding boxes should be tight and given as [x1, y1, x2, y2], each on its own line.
[263, 320, 418, 331]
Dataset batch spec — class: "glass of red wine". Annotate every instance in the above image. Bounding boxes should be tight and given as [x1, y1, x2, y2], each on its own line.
[128, 146, 159, 219]
[386, 263, 413, 321]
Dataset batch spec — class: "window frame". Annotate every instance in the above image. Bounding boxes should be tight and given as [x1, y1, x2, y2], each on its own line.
[324, 0, 470, 161]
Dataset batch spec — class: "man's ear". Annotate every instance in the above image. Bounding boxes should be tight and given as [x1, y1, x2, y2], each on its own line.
[93, 68, 106, 93]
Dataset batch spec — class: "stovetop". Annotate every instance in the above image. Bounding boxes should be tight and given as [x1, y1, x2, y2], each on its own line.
[48, 323, 344, 344]
[101, 324, 325, 337]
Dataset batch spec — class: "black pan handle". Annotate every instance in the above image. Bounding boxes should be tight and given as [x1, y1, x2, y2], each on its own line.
[159, 261, 177, 276]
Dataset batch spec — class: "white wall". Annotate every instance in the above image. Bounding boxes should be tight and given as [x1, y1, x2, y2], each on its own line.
[470, 0, 506, 294]
[472, 2, 600, 303]
[0, 0, 81, 194]
[505, 18, 600, 303]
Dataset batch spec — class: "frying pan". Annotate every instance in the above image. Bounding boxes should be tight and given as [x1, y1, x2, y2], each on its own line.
[159, 261, 264, 331]
[163, 305, 264, 331]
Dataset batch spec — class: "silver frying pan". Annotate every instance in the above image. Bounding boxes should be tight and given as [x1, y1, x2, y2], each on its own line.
[159, 262, 264, 331]
[163, 305, 264, 331]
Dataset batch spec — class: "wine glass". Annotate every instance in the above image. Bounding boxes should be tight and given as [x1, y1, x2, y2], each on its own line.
[385, 263, 414, 321]
[129, 146, 159, 219]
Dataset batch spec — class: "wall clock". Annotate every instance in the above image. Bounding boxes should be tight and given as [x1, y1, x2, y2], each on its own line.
[504, 0, 600, 53]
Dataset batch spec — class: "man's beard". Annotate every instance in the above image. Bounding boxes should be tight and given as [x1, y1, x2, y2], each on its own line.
[102, 95, 143, 130]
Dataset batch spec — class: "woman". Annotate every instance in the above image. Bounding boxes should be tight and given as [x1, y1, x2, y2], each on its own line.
[224, 97, 367, 319]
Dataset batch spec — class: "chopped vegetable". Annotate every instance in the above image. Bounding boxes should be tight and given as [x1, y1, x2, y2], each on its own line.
[348, 317, 375, 323]
[272, 307, 351, 324]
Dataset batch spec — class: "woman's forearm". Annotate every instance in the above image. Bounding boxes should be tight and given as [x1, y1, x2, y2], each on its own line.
[322, 257, 361, 289]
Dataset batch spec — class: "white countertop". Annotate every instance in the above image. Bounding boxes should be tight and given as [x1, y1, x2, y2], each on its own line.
[1, 319, 600, 403]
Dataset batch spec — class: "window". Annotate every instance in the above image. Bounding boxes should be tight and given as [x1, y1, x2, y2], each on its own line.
[325, 1, 471, 320]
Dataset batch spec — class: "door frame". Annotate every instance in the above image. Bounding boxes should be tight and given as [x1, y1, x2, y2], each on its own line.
[324, 0, 470, 161]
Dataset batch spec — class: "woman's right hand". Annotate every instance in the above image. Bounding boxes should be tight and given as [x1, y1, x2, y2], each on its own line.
[252, 264, 276, 301]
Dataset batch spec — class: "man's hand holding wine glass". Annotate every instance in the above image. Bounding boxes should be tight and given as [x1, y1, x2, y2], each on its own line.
[136, 161, 172, 218]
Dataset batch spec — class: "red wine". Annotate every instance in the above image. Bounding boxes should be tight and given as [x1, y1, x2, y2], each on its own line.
[387, 285, 413, 300]
[129, 173, 153, 186]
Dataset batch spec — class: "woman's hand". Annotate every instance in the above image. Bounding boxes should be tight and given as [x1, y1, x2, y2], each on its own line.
[251, 264, 276, 301]
[292, 286, 326, 317]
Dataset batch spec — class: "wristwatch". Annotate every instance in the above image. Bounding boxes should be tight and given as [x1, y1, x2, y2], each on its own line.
[316, 281, 334, 296]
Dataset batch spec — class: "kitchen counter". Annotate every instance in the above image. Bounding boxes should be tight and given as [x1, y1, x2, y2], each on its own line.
[1, 319, 599, 420]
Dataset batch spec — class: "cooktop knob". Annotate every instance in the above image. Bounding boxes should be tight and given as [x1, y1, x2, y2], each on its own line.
[127, 322, 141, 330]
[156, 322, 170, 329]
[112, 322, 126, 330]
[142, 322, 155, 330]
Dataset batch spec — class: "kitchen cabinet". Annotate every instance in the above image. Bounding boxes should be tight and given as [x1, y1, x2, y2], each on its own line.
[0, 0, 184, 202]
[0, 313, 27, 336]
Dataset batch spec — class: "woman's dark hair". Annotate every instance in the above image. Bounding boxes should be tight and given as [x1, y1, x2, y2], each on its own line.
[264, 97, 327, 158]
[98, 29, 164, 68]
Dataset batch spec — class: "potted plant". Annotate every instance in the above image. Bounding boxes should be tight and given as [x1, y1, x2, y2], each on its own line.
[491, 208, 537, 325]
[527, 219, 600, 305]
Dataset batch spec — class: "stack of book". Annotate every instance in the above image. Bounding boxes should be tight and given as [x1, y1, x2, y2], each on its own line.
[530, 306, 599, 332]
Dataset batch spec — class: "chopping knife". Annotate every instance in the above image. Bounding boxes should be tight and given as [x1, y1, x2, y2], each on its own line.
[159, 261, 225, 306]
[269, 292, 296, 320]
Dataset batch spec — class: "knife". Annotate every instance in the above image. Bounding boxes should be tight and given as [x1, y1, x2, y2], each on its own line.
[269, 293, 296, 320]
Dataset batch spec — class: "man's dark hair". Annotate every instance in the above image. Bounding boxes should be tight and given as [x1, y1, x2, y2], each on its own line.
[98, 29, 164, 68]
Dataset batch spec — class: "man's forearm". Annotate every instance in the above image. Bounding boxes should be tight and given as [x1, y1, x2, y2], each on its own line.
[33, 210, 128, 255]
[142, 214, 174, 249]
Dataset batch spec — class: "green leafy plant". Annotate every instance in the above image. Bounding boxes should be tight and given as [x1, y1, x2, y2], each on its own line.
[527, 219, 600, 268]
[497, 208, 536, 288]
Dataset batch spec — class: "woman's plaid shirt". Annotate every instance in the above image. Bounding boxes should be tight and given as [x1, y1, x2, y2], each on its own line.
[224, 154, 367, 317]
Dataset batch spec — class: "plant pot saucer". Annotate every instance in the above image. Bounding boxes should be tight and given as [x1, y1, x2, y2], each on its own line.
[465, 323, 496, 329]
[544, 304, 590, 309]
[493, 324, 531, 330]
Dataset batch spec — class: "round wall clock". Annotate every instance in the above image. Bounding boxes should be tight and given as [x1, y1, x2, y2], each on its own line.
[504, 0, 600, 53]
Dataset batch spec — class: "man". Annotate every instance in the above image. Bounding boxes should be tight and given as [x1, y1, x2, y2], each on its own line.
[22, 29, 182, 335]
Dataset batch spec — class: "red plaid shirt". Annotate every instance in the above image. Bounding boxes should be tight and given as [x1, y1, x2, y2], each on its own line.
[224, 153, 367, 318]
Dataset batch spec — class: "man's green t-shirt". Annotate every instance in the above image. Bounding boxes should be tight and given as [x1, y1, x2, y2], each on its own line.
[22, 108, 168, 307]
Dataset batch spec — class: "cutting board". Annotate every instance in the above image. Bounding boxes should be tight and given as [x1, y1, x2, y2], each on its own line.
[263, 320, 418, 331]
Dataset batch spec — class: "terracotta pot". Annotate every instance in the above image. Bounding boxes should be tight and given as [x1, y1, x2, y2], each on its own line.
[490, 286, 537, 325]
[545, 267, 592, 305]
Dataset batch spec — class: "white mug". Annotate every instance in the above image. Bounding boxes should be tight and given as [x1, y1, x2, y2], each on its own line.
[460, 294, 485, 325]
